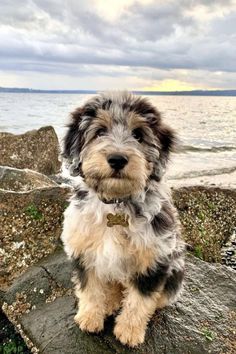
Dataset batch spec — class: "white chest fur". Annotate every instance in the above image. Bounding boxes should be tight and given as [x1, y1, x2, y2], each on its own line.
[62, 197, 155, 281]
[61, 193, 175, 282]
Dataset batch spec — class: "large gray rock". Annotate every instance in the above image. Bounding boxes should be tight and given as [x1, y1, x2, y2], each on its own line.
[0, 167, 71, 290]
[0, 126, 61, 175]
[2, 251, 236, 354]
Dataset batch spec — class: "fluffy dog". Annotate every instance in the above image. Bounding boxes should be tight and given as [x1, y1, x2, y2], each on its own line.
[61, 91, 185, 347]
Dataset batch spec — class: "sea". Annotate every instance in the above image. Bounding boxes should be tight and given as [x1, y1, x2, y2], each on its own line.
[0, 93, 236, 181]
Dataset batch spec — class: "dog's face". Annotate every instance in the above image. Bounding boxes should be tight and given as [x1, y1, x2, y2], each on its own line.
[63, 92, 176, 200]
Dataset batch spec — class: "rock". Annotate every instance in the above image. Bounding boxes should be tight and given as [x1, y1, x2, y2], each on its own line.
[172, 186, 236, 265]
[221, 230, 236, 269]
[0, 168, 71, 289]
[0, 166, 58, 192]
[0, 126, 61, 175]
[0, 308, 31, 354]
[2, 251, 236, 354]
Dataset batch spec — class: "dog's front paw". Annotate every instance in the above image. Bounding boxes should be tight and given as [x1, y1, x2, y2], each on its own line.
[114, 315, 145, 347]
[74, 311, 104, 333]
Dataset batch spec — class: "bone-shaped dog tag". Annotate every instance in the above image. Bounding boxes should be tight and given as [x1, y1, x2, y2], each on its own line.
[107, 213, 129, 227]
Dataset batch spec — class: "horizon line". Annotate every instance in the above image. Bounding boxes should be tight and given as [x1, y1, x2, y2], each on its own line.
[1, 86, 236, 96]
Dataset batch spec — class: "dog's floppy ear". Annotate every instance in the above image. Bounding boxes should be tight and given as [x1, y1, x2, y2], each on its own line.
[146, 109, 177, 166]
[149, 117, 177, 181]
[62, 107, 85, 176]
[157, 124, 177, 167]
[131, 96, 177, 180]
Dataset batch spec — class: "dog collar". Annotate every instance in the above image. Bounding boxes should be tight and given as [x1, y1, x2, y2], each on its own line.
[99, 197, 130, 227]
[100, 197, 129, 205]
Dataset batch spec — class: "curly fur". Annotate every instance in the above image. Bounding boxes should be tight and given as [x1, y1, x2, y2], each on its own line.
[61, 91, 185, 347]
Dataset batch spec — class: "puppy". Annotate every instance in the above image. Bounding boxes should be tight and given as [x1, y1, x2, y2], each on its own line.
[61, 91, 185, 347]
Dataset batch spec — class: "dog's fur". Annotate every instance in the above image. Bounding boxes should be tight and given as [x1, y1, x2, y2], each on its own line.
[61, 91, 185, 347]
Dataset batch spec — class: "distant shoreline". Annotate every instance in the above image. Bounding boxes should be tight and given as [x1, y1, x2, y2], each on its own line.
[1, 87, 236, 96]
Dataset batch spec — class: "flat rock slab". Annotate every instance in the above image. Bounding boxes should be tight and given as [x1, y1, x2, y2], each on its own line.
[0, 126, 61, 175]
[2, 251, 236, 354]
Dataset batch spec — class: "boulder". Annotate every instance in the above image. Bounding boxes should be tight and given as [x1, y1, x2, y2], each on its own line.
[2, 251, 236, 354]
[0, 126, 61, 175]
[0, 167, 71, 290]
[172, 186, 236, 265]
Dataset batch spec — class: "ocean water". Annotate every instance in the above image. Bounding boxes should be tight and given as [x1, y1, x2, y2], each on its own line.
[0, 93, 236, 180]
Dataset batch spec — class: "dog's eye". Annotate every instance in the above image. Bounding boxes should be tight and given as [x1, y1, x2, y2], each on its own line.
[132, 128, 143, 143]
[96, 127, 107, 137]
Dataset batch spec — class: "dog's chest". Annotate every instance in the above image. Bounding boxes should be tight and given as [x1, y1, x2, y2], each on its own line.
[81, 210, 138, 281]
[62, 200, 155, 281]
[90, 227, 134, 281]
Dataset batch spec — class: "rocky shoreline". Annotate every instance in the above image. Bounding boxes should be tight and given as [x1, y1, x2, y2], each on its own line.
[1, 126, 235, 353]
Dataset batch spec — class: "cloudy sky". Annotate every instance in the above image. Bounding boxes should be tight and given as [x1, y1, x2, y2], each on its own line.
[0, 0, 236, 90]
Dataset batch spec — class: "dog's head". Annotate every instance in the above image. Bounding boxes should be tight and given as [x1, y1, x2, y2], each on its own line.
[63, 92, 176, 200]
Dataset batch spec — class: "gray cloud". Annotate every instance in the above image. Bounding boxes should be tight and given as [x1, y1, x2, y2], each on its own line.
[0, 0, 236, 88]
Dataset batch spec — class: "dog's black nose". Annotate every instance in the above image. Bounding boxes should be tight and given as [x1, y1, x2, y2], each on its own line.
[107, 154, 128, 170]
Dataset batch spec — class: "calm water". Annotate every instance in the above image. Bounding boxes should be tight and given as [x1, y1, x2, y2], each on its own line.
[0, 93, 236, 180]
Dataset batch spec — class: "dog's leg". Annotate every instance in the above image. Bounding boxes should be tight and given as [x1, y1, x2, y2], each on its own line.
[113, 285, 161, 347]
[105, 282, 124, 316]
[74, 272, 106, 333]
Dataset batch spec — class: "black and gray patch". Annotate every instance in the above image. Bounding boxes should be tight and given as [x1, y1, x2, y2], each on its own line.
[75, 189, 88, 200]
[149, 173, 161, 182]
[63, 120, 79, 160]
[72, 256, 87, 290]
[63, 105, 96, 176]
[164, 268, 184, 297]
[130, 98, 158, 117]
[83, 104, 97, 118]
[128, 200, 143, 218]
[133, 262, 169, 296]
[102, 99, 112, 110]
[151, 203, 175, 234]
